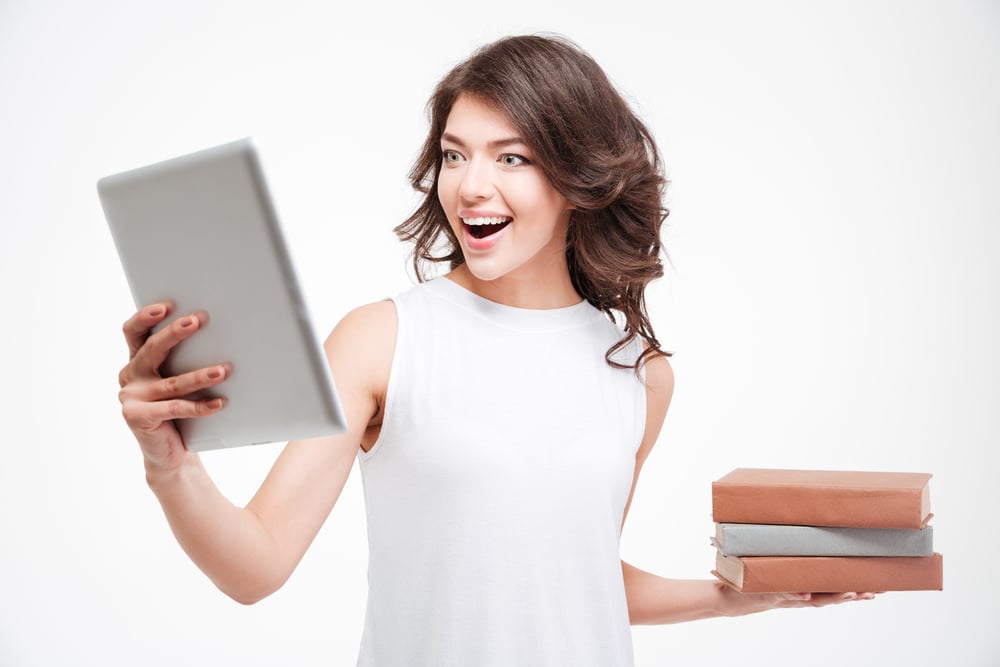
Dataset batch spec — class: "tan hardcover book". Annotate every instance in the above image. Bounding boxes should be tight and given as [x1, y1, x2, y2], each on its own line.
[712, 552, 943, 593]
[711, 468, 932, 529]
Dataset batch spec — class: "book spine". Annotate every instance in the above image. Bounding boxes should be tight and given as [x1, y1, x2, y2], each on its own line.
[714, 552, 944, 593]
[714, 523, 934, 557]
[711, 481, 929, 529]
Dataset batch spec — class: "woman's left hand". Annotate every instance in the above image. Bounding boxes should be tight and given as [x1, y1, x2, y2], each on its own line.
[722, 587, 879, 616]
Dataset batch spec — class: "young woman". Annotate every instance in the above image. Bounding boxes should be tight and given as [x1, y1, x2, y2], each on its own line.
[117, 34, 871, 666]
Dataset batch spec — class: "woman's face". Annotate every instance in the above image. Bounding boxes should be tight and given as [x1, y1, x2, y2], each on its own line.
[437, 94, 574, 286]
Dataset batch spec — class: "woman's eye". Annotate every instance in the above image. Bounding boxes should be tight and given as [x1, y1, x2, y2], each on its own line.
[442, 150, 463, 163]
[499, 153, 528, 167]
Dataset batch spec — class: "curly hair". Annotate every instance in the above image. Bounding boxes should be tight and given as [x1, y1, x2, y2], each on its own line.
[394, 34, 670, 371]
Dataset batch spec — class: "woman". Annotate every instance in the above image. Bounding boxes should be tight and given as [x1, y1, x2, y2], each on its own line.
[117, 34, 870, 666]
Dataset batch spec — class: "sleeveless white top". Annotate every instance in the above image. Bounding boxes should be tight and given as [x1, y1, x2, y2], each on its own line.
[356, 277, 646, 666]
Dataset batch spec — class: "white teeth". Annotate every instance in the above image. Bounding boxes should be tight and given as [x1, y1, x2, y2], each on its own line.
[462, 216, 511, 226]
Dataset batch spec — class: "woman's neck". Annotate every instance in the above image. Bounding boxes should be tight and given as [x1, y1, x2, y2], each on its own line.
[446, 264, 581, 310]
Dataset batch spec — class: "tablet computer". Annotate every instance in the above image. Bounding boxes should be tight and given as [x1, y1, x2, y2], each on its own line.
[98, 138, 348, 451]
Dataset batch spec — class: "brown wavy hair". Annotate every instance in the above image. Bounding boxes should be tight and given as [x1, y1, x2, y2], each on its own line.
[394, 34, 669, 371]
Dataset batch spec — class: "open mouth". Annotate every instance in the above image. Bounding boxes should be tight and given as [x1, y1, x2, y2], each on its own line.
[463, 216, 512, 239]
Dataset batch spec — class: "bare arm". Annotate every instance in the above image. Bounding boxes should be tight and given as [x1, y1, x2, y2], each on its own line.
[622, 563, 873, 624]
[618, 355, 873, 624]
[118, 301, 396, 604]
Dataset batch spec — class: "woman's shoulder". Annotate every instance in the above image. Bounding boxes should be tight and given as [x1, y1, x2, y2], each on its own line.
[323, 299, 398, 388]
[643, 351, 674, 421]
[644, 353, 674, 397]
[335, 299, 398, 334]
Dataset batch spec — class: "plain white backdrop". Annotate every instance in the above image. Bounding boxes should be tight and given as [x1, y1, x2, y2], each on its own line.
[2, 1, 998, 665]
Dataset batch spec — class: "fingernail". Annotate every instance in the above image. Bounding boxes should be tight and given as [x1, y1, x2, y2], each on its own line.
[207, 398, 225, 410]
[180, 316, 195, 328]
[148, 305, 165, 317]
[207, 366, 224, 380]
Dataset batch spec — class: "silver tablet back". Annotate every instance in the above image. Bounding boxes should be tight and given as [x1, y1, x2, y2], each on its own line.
[99, 139, 347, 451]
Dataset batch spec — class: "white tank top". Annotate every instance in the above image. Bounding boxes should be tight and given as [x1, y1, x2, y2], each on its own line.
[356, 277, 646, 666]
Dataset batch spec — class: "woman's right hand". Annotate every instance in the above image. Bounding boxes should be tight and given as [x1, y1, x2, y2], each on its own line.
[117, 303, 228, 475]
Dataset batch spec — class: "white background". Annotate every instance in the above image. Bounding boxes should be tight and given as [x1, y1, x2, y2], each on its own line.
[2, 1, 998, 665]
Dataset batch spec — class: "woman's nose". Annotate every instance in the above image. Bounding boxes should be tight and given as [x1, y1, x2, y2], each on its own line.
[458, 157, 494, 201]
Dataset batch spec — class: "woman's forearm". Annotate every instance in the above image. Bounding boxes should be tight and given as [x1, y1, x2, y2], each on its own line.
[622, 561, 729, 624]
[146, 455, 285, 605]
[622, 560, 871, 624]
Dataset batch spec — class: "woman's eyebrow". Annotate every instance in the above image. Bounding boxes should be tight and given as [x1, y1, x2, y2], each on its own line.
[441, 132, 527, 150]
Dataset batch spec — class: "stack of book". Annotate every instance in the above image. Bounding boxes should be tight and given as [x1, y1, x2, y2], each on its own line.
[709, 468, 944, 593]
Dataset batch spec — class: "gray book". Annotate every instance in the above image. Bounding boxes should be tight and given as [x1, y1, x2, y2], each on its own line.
[712, 523, 934, 557]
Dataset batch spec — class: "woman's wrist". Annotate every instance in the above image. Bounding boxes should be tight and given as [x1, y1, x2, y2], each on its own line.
[144, 449, 202, 494]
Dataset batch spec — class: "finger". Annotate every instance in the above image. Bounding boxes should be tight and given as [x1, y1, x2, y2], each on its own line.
[831, 592, 876, 602]
[132, 312, 204, 376]
[804, 592, 870, 607]
[142, 364, 229, 402]
[122, 395, 226, 431]
[122, 303, 172, 359]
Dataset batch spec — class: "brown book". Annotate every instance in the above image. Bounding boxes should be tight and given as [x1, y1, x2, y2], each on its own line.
[713, 552, 944, 593]
[711, 468, 932, 529]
